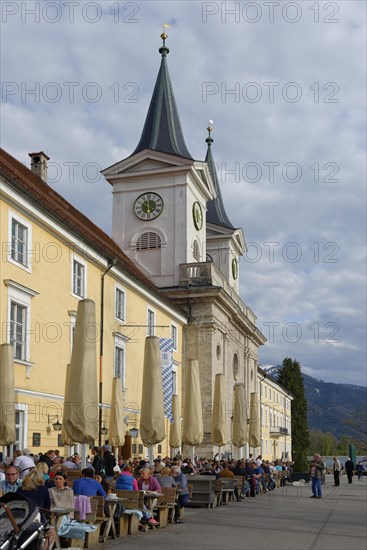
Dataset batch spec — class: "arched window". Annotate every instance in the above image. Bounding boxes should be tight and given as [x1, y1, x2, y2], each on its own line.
[193, 239, 201, 261]
[136, 232, 161, 250]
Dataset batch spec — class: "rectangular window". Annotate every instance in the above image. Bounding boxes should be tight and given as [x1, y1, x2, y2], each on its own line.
[114, 344, 125, 388]
[115, 287, 126, 322]
[157, 444, 162, 454]
[172, 370, 177, 395]
[138, 444, 143, 455]
[170, 324, 177, 351]
[73, 260, 85, 297]
[10, 301, 27, 360]
[147, 309, 155, 336]
[132, 444, 137, 455]
[11, 219, 28, 265]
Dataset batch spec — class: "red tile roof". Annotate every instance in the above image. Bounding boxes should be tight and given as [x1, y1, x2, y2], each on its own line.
[0, 147, 184, 315]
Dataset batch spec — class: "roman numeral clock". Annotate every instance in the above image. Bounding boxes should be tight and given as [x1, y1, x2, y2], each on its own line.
[134, 192, 164, 220]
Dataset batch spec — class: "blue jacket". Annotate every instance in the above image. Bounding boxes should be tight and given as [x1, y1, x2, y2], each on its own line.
[73, 477, 106, 497]
[115, 474, 134, 491]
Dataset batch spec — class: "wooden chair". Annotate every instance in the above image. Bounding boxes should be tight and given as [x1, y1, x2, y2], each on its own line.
[90, 496, 112, 543]
[154, 487, 176, 526]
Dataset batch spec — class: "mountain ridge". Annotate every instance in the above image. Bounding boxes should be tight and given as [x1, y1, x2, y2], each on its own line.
[262, 365, 367, 439]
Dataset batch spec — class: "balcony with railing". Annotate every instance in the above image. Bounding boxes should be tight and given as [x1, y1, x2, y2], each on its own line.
[270, 426, 289, 437]
[179, 262, 258, 325]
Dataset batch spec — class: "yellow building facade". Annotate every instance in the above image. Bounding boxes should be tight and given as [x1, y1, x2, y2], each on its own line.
[0, 148, 186, 458]
[257, 367, 293, 461]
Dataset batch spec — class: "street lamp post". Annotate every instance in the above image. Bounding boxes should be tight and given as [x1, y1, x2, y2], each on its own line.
[99, 259, 117, 447]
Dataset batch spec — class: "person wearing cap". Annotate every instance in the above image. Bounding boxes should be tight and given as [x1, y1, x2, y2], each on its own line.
[310, 454, 325, 498]
[14, 449, 35, 479]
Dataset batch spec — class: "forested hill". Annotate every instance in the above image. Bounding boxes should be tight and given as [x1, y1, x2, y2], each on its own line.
[263, 365, 367, 439]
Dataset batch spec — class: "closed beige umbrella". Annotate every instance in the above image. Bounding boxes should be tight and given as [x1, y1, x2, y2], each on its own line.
[169, 394, 181, 449]
[0, 343, 16, 445]
[109, 378, 125, 447]
[140, 336, 165, 446]
[248, 392, 261, 449]
[232, 383, 247, 447]
[182, 359, 203, 446]
[62, 364, 74, 446]
[211, 373, 228, 446]
[63, 299, 98, 444]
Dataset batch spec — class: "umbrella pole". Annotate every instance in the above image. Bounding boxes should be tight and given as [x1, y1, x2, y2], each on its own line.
[81, 444, 88, 469]
[191, 446, 195, 463]
[148, 445, 154, 466]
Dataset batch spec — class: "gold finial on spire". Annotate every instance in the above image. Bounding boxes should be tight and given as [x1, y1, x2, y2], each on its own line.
[160, 22, 170, 41]
[207, 119, 214, 134]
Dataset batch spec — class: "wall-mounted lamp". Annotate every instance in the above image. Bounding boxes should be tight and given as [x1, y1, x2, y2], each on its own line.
[129, 428, 139, 438]
[48, 415, 62, 431]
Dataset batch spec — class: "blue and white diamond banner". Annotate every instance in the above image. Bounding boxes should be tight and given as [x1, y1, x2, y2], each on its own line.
[159, 338, 173, 422]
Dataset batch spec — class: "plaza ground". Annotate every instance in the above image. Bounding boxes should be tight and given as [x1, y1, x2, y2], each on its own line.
[95, 474, 367, 550]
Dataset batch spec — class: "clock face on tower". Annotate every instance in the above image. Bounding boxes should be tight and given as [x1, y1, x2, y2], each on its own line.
[192, 201, 203, 230]
[134, 192, 164, 221]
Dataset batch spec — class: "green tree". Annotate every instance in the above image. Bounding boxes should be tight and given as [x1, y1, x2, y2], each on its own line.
[278, 357, 310, 471]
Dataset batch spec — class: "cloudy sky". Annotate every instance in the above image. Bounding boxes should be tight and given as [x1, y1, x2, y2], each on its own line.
[1, 1, 366, 385]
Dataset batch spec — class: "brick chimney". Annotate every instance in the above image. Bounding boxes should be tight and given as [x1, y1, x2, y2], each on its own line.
[28, 151, 49, 182]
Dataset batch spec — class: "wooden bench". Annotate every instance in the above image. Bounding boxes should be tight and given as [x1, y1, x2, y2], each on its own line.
[65, 497, 101, 548]
[114, 490, 144, 535]
[185, 476, 217, 509]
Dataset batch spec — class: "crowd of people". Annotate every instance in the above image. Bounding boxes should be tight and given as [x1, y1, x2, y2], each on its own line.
[1, 447, 365, 545]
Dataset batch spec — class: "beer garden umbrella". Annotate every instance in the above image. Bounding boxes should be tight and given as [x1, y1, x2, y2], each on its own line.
[211, 373, 229, 454]
[182, 359, 203, 460]
[63, 299, 98, 465]
[109, 377, 125, 448]
[248, 392, 261, 450]
[232, 383, 247, 452]
[169, 394, 181, 451]
[140, 336, 165, 464]
[0, 343, 16, 445]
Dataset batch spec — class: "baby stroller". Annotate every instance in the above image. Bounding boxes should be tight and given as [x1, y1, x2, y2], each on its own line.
[0, 493, 48, 550]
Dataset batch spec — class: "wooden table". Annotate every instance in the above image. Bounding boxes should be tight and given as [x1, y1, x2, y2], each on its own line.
[143, 491, 163, 511]
[104, 497, 126, 540]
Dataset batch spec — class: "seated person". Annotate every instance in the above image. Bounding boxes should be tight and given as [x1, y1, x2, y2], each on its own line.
[115, 464, 138, 490]
[17, 469, 51, 511]
[171, 466, 189, 524]
[137, 468, 161, 492]
[0, 466, 22, 494]
[49, 471, 74, 515]
[73, 468, 106, 497]
[157, 467, 176, 488]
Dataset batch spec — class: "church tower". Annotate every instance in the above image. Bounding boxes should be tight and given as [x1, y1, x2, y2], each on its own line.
[103, 32, 266, 458]
[102, 32, 216, 287]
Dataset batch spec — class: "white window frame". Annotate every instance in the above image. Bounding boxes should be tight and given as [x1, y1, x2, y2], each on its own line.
[5, 280, 38, 369]
[67, 310, 77, 355]
[147, 308, 155, 336]
[71, 254, 87, 298]
[114, 334, 127, 390]
[115, 285, 126, 323]
[172, 361, 178, 395]
[8, 211, 32, 272]
[170, 323, 178, 351]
